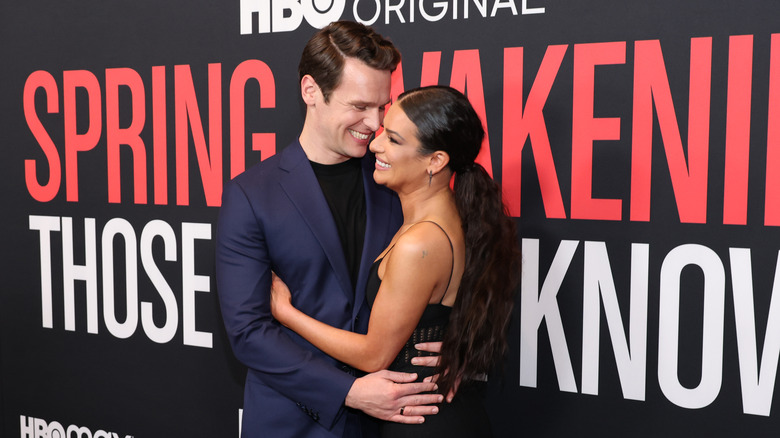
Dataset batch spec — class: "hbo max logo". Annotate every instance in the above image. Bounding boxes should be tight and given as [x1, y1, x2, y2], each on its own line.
[20, 416, 132, 438]
[240, 0, 345, 34]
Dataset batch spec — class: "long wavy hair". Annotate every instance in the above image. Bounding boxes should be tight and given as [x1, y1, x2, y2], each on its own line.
[396, 86, 521, 396]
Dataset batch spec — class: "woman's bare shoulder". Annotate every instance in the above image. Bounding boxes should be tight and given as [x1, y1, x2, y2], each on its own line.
[390, 221, 453, 261]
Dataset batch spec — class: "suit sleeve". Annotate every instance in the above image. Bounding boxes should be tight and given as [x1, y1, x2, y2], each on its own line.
[216, 178, 355, 429]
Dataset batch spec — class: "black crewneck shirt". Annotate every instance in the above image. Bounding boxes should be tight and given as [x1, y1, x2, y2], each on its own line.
[310, 158, 366, 291]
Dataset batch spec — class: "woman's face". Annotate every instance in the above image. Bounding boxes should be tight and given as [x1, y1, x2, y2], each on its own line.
[369, 103, 428, 192]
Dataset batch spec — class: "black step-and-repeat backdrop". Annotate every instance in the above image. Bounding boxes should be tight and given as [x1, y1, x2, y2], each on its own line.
[3, 1, 780, 436]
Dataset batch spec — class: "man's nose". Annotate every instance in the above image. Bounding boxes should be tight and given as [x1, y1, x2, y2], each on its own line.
[364, 109, 383, 132]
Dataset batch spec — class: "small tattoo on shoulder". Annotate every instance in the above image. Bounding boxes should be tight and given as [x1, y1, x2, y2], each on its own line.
[422, 250, 428, 258]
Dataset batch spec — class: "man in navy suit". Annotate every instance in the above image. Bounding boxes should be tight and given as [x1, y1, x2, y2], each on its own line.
[216, 21, 443, 437]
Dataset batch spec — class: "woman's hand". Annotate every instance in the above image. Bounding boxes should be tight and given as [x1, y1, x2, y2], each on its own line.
[413, 342, 459, 403]
[270, 272, 294, 325]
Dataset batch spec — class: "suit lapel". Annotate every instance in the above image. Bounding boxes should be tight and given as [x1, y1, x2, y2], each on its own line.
[277, 141, 354, 301]
[354, 153, 398, 315]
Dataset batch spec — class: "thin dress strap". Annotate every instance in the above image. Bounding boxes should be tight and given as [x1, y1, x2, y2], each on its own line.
[378, 221, 455, 304]
[415, 221, 455, 304]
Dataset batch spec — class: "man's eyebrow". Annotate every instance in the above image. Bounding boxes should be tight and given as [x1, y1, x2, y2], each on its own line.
[347, 99, 391, 107]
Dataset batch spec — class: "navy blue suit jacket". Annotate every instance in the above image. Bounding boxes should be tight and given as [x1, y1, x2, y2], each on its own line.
[216, 140, 402, 437]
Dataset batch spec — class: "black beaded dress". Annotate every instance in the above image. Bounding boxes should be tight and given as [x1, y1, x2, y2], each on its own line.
[364, 222, 492, 438]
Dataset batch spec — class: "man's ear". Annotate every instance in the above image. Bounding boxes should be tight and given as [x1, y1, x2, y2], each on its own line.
[301, 75, 320, 106]
[428, 150, 451, 175]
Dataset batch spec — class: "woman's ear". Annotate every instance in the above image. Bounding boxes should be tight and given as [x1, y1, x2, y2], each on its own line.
[301, 75, 320, 106]
[428, 150, 451, 175]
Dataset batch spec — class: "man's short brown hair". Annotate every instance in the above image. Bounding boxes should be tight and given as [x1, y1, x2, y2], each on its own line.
[298, 21, 401, 102]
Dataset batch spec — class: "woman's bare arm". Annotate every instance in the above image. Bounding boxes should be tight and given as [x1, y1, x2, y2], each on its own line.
[271, 225, 452, 372]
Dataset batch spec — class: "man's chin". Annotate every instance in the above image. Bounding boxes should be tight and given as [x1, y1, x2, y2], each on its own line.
[346, 146, 369, 159]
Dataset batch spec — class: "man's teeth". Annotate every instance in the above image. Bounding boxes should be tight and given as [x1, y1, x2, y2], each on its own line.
[349, 129, 370, 140]
[376, 159, 391, 168]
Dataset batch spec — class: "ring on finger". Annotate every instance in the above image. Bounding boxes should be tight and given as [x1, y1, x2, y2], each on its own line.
[400, 406, 405, 415]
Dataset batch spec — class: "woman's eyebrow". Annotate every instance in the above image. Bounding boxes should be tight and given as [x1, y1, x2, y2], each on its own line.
[386, 128, 406, 142]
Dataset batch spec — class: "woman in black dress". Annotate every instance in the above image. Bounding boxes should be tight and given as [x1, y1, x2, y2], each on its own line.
[271, 85, 520, 437]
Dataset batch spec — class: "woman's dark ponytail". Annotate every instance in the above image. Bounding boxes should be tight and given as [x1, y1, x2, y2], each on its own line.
[397, 86, 521, 397]
[434, 163, 520, 396]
